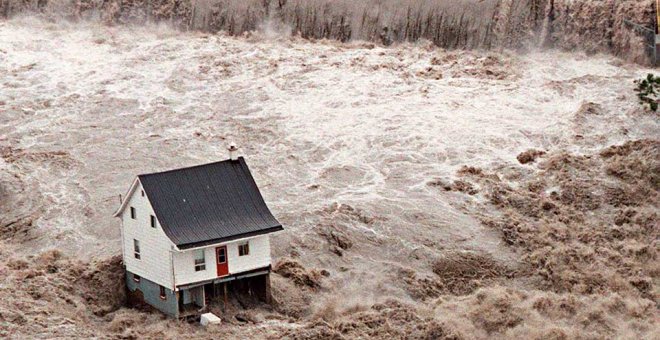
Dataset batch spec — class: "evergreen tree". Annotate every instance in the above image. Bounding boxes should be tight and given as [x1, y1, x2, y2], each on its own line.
[634, 73, 660, 112]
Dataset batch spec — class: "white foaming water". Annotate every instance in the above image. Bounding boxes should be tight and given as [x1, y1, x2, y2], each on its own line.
[0, 18, 657, 294]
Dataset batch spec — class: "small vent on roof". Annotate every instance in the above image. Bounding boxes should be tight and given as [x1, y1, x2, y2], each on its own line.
[228, 143, 239, 161]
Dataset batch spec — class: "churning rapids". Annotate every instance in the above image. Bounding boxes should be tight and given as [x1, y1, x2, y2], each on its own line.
[0, 16, 658, 339]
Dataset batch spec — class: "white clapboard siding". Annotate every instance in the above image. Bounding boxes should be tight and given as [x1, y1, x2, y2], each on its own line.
[227, 235, 271, 274]
[173, 235, 271, 287]
[121, 180, 174, 289]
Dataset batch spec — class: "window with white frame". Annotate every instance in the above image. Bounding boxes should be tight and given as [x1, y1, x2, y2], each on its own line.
[238, 242, 249, 256]
[133, 239, 141, 259]
[194, 249, 206, 271]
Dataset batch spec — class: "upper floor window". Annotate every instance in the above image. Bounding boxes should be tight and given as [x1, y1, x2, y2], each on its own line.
[150, 215, 156, 228]
[194, 249, 206, 272]
[141, 190, 145, 197]
[130, 207, 136, 219]
[133, 239, 141, 259]
[238, 242, 250, 256]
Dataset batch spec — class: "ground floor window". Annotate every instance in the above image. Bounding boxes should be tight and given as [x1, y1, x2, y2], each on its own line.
[159, 286, 167, 300]
[133, 274, 141, 283]
[133, 239, 141, 259]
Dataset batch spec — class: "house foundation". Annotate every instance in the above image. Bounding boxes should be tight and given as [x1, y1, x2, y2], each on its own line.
[126, 271, 179, 318]
[202, 271, 272, 306]
[128, 267, 273, 319]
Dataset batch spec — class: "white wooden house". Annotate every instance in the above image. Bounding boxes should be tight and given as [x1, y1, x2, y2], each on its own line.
[113, 149, 282, 318]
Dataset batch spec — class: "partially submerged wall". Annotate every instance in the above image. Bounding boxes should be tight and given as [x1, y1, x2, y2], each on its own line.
[126, 270, 179, 318]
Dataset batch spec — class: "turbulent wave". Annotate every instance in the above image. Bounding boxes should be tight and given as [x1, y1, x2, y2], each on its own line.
[1, 5, 658, 338]
[0, 0, 655, 64]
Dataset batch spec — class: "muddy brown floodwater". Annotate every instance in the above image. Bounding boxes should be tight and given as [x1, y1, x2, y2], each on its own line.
[0, 17, 658, 339]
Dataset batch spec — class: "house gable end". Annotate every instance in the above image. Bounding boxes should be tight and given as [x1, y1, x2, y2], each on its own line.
[115, 177, 179, 248]
[113, 177, 139, 218]
[119, 180, 177, 289]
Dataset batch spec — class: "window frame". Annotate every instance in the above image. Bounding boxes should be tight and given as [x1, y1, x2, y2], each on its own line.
[238, 242, 250, 256]
[193, 249, 206, 272]
[159, 286, 167, 300]
[133, 239, 141, 260]
[130, 206, 136, 219]
[217, 247, 226, 264]
[150, 215, 156, 228]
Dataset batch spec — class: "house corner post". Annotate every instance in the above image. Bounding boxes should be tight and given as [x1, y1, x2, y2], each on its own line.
[264, 274, 272, 304]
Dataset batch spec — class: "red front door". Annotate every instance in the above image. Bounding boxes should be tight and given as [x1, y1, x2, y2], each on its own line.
[216, 246, 229, 276]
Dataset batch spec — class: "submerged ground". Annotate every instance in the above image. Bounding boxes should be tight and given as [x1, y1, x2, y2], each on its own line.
[0, 17, 657, 339]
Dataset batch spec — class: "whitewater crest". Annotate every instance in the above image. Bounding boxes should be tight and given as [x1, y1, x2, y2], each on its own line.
[0, 4, 658, 339]
[0, 0, 655, 64]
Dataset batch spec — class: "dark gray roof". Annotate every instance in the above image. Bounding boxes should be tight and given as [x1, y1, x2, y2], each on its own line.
[138, 157, 282, 249]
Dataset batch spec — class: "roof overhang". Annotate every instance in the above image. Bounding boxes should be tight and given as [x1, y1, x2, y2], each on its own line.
[114, 158, 284, 249]
[112, 177, 140, 217]
[176, 225, 284, 250]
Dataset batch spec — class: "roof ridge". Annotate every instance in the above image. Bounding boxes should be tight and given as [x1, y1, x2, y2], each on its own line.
[137, 157, 244, 177]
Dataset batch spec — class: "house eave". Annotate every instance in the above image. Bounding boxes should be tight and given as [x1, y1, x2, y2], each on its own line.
[175, 225, 284, 250]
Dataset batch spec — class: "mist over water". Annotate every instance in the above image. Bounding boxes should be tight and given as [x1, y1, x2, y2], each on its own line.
[0, 0, 654, 63]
